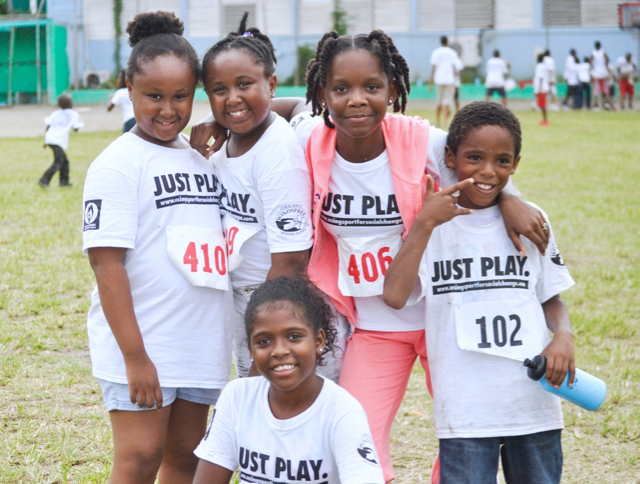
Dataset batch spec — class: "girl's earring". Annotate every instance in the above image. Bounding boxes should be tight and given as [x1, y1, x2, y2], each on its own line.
[388, 99, 394, 105]
[321, 102, 326, 108]
[318, 347, 324, 354]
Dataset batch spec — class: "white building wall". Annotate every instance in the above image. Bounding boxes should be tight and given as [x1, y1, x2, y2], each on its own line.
[495, 0, 535, 29]
[417, 0, 455, 31]
[189, 0, 221, 37]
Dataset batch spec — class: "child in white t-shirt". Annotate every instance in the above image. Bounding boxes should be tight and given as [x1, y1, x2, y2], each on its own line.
[199, 13, 313, 378]
[38, 93, 84, 188]
[534, 53, 550, 126]
[107, 70, 135, 132]
[384, 102, 576, 484]
[194, 277, 385, 484]
[82, 12, 233, 483]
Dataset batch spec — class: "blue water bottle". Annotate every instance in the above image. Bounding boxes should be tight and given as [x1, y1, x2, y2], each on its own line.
[523, 355, 607, 411]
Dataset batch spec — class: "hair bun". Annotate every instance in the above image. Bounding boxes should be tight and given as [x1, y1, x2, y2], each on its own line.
[127, 11, 184, 47]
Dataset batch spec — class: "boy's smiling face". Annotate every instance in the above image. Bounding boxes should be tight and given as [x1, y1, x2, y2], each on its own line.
[445, 125, 520, 210]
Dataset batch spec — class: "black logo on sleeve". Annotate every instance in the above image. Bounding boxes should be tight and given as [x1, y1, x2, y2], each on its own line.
[83, 200, 102, 231]
[276, 204, 309, 234]
[357, 436, 379, 466]
[550, 245, 565, 266]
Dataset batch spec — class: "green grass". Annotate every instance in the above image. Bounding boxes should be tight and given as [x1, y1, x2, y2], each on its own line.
[1, 108, 638, 482]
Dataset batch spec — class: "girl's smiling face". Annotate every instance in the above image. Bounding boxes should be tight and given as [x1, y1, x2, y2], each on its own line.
[249, 302, 325, 396]
[319, 49, 396, 162]
[127, 54, 197, 148]
[204, 49, 276, 139]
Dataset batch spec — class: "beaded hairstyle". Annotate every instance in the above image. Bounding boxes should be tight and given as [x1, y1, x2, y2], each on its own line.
[202, 12, 277, 84]
[305, 30, 411, 129]
[446, 101, 522, 159]
[125, 11, 200, 84]
[244, 277, 338, 367]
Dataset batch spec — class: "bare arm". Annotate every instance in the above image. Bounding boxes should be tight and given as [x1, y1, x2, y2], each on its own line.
[266, 249, 310, 280]
[499, 181, 549, 257]
[541, 295, 575, 388]
[270, 97, 311, 121]
[428, 66, 436, 91]
[383, 176, 473, 309]
[193, 460, 234, 484]
[190, 113, 229, 159]
[88, 247, 162, 408]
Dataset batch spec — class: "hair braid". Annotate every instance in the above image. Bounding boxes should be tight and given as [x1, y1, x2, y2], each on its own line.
[202, 12, 277, 85]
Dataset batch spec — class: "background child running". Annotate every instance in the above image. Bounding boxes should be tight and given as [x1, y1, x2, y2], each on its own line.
[193, 277, 385, 484]
[275, 30, 550, 484]
[200, 13, 314, 378]
[107, 70, 136, 133]
[384, 102, 575, 484]
[38, 93, 84, 188]
[82, 11, 233, 483]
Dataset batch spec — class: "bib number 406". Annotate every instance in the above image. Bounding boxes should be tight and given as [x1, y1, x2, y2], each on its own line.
[183, 242, 226, 275]
[475, 314, 522, 349]
[347, 247, 393, 284]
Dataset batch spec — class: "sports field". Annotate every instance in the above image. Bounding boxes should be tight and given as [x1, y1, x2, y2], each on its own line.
[0, 102, 638, 483]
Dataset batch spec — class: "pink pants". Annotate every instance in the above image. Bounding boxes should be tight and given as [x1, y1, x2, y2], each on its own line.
[339, 329, 439, 483]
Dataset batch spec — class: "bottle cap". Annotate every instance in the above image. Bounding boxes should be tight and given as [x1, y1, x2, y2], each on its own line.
[523, 354, 547, 381]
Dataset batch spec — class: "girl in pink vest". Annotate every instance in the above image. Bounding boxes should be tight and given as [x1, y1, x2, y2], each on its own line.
[278, 31, 550, 484]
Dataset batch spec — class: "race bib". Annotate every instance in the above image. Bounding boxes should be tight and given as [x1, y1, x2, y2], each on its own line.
[454, 299, 548, 361]
[166, 225, 229, 290]
[337, 235, 402, 297]
[222, 215, 261, 271]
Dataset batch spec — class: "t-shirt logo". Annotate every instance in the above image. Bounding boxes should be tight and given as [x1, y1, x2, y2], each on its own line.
[276, 204, 309, 234]
[356, 436, 379, 466]
[83, 200, 102, 231]
[550, 244, 565, 266]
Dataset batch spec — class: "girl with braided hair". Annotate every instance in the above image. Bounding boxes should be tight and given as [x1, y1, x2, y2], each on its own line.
[200, 13, 316, 379]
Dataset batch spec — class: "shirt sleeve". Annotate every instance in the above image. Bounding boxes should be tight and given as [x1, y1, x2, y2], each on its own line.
[72, 111, 85, 129]
[82, 165, 139, 254]
[290, 112, 322, 154]
[529, 206, 575, 303]
[193, 384, 239, 472]
[427, 126, 458, 189]
[332, 406, 385, 484]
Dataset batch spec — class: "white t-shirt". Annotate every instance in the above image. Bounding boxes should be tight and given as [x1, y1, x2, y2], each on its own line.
[534, 62, 550, 94]
[564, 56, 579, 86]
[485, 57, 509, 88]
[212, 115, 313, 288]
[430, 46, 462, 86]
[44, 109, 84, 150]
[591, 49, 608, 79]
[616, 56, 636, 79]
[577, 63, 591, 83]
[543, 55, 556, 81]
[82, 133, 234, 388]
[292, 112, 456, 332]
[110, 88, 135, 123]
[195, 376, 385, 484]
[411, 204, 574, 439]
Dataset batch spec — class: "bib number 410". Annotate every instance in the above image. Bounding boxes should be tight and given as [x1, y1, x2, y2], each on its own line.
[183, 242, 226, 275]
[347, 247, 393, 284]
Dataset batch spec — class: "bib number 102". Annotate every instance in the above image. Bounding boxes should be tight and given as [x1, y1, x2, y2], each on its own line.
[348, 247, 392, 284]
[476, 314, 522, 349]
[183, 242, 227, 275]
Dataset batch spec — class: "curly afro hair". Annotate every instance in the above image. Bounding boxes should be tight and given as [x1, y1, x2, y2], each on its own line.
[125, 11, 200, 84]
[244, 277, 338, 367]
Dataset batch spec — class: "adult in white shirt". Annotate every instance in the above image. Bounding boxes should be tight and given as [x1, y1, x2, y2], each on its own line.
[590, 41, 611, 108]
[107, 70, 136, 132]
[429, 36, 463, 128]
[616, 52, 636, 109]
[563, 49, 580, 108]
[484, 50, 509, 107]
[577, 56, 592, 109]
